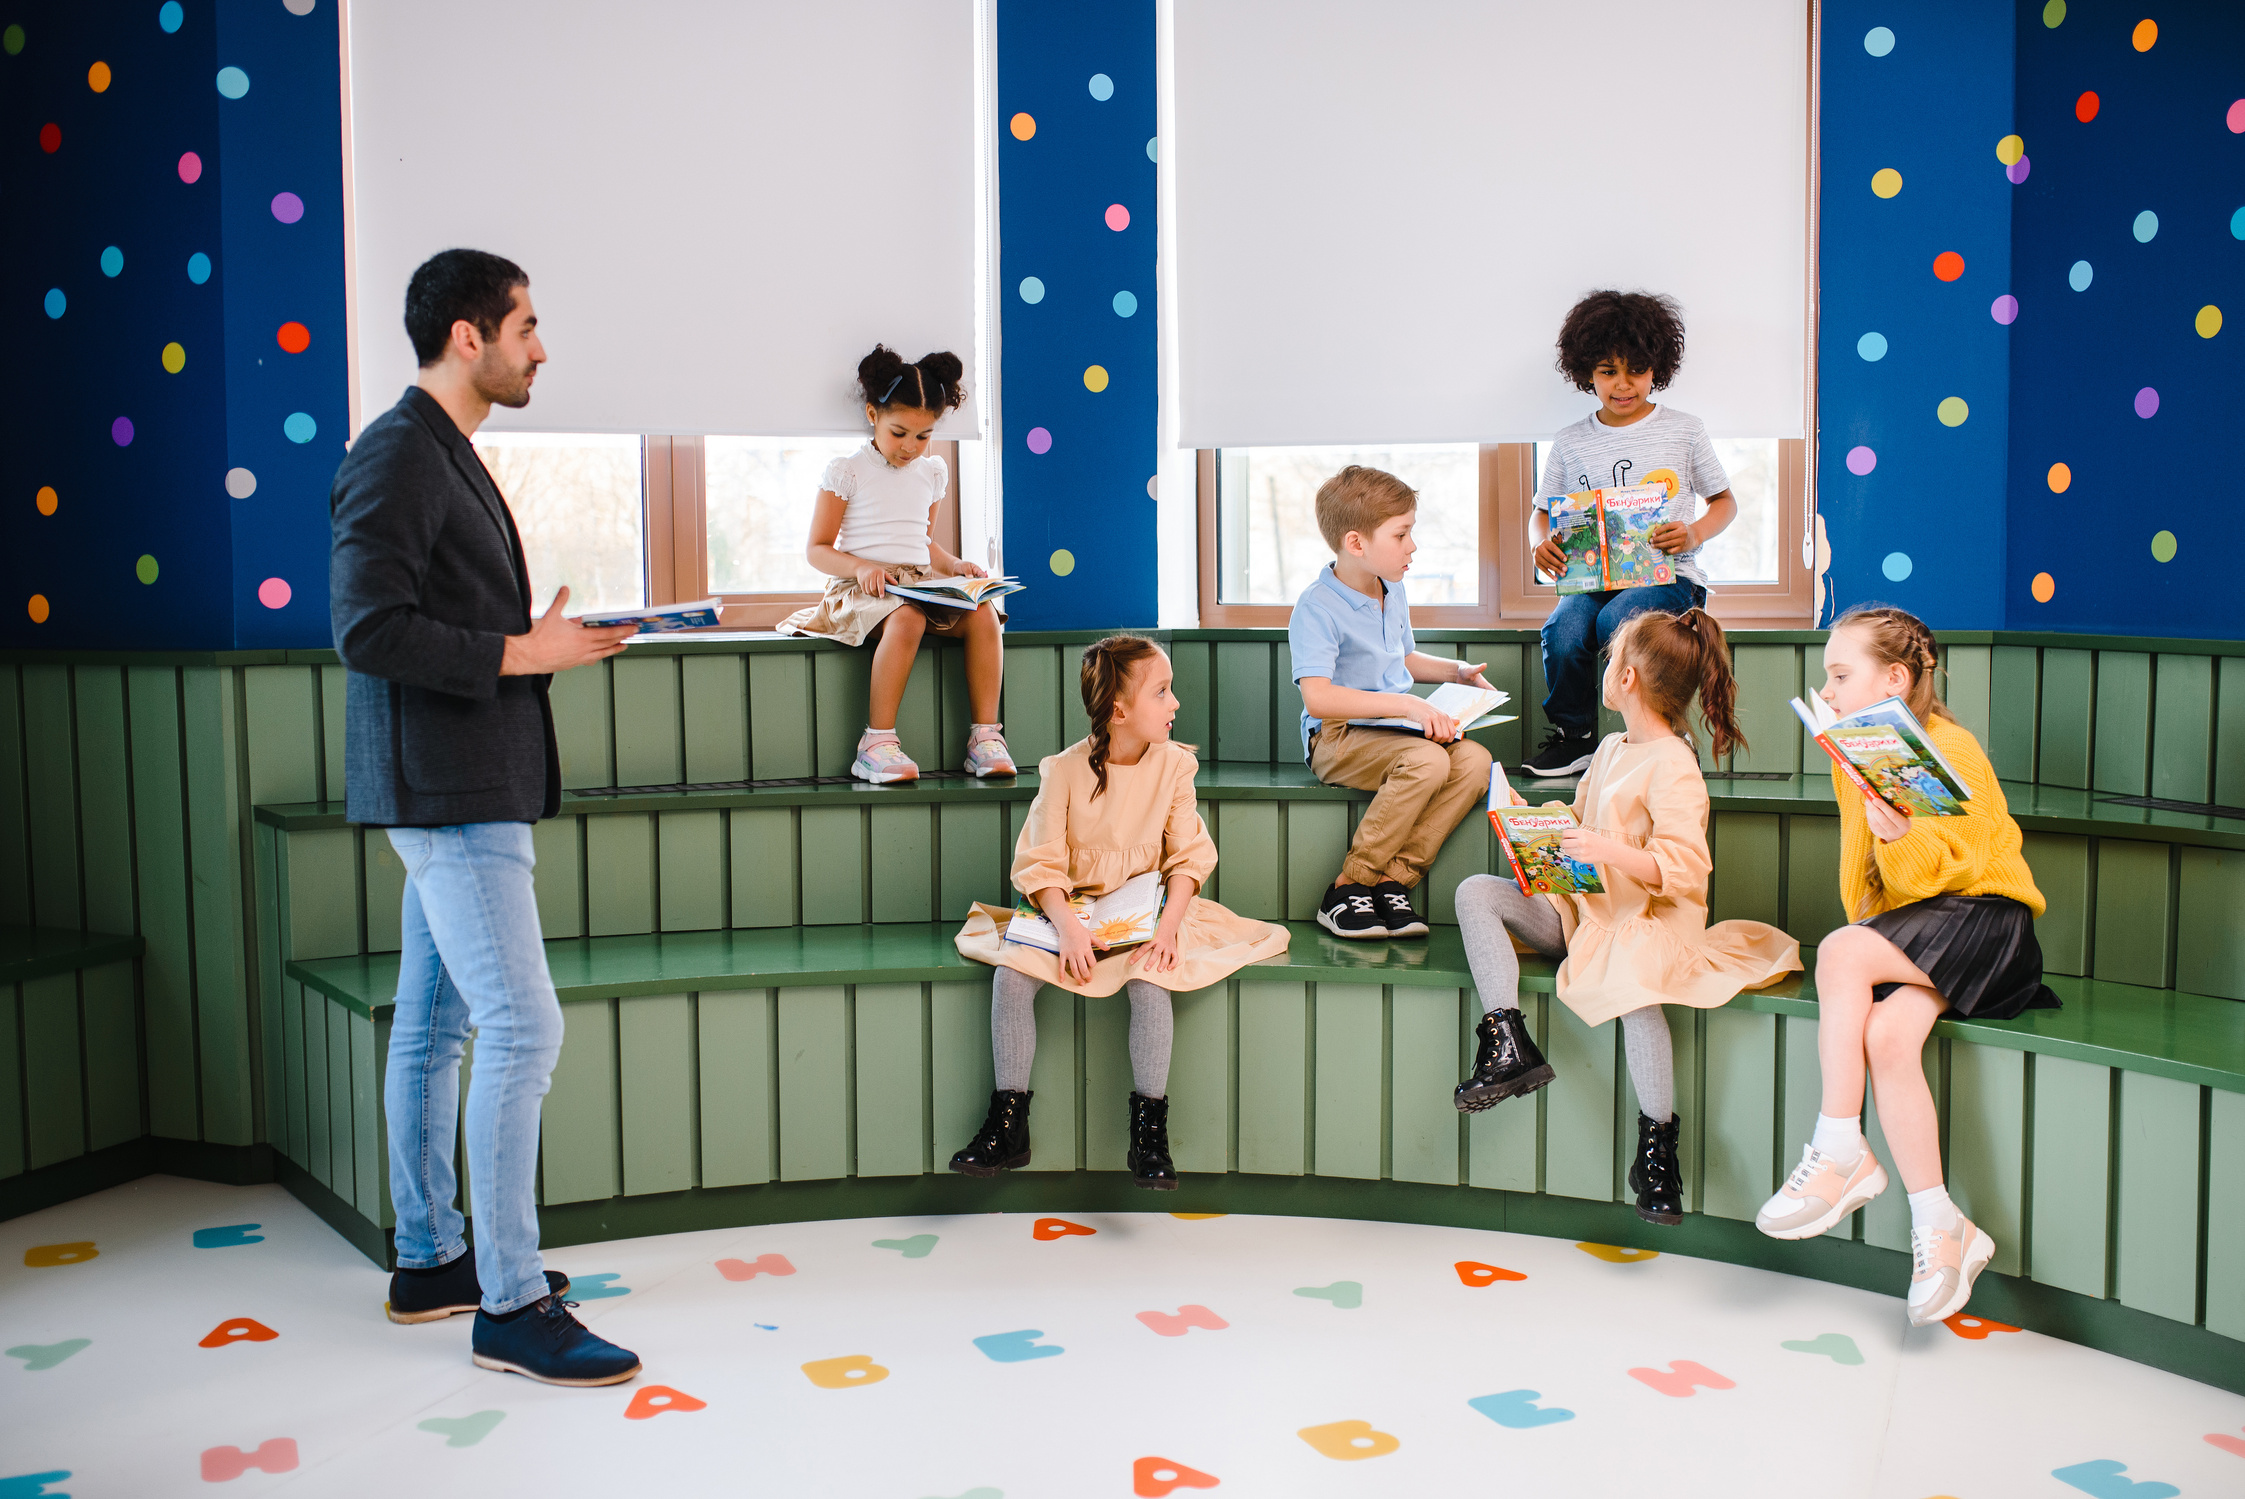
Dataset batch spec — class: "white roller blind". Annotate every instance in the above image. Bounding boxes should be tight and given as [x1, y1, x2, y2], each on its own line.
[347, 1, 977, 438]
[1173, 0, 1807, 448]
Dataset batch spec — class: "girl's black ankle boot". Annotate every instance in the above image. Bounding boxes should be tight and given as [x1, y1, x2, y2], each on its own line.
[949, 1088, 1032, 1177]
[1126, 1091, 1177, 1190]
[1630, 1110, 1684, 1225]
[1453, 1008, 1556, 1113]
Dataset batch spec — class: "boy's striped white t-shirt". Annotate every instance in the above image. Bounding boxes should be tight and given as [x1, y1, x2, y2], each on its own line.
[1533, 404, 1731, 588]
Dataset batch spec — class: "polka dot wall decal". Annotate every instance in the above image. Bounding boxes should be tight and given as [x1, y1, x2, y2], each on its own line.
[2131, 18, 2155, 51]
[2042, 0, 2065, 24]
[1146, 136, 1158, 162]
[2076, 91, 2099, 122]
[160, 2, 183, 32]
[2150, 530, 2176, 563]
[44, 288, 66, 319]
[2232, 206, 2245, 240]
[2230, 101, 2245, 134]
[2048, 462, 2071, 492]
[2132, 210, 2157, 242]
[1870, 168, 1902, 198]
[112, 416, 134, 446]
[1025, 427, 1052, 455]
[277, 321, 310, 353]
[1010, 112, 1035, 141]
[1018, 276, 1045, 304]
[1049, 550, 1075, 577]
[283, 412, 317, 443]
[100, 246, 123, 277]
[1937, 397, 1969, 427]
[1105, 204, 1131, 232]
[40, 122, 61, 153]
[271, 192, 304, 224]
[1845, 446, 1877, 476]
[283, 0, 315, 14]
[88, 60, 111, 92]
[1996, 134, 2024, 165]
[225, 467, 256, 498]
[1933, 251, 1964, 281]
[1992, 294, 2019, 324]
[1857, 332, 1887, 361]
[2196, 305, 2222, 338]
[1882, 552, 1913, 581]
[257, 578, 292, 610]
[1088, 73, 1113, 101]
[178, 151, 202, 183]
[3, 24, 23, 54]
[2068, 260, 2093, 291]
[2031, 572, 2055, 602]
[36, 486, 58, 516]
[1147, 476, 1157, 500]
[136, 555, 159, 584]
[28, 596, 50, 625]
[187, 252, 211, 283]
[2006, 156, 2031, 185]
[1083, 365, 1109, 393]
[1863, 26, 1894, 56]
[215, 65, 248, 97]
[2134, 387, 2159, 418]
[1113, 290, 1138, 317]
[161, 342, 186, 373]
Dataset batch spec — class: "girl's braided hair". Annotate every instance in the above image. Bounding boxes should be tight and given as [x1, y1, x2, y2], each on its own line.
[1832, 605, 1953, 725]
[1080, 635, 1185, 799]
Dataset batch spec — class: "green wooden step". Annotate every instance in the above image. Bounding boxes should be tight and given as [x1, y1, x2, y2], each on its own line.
[0, 925, 144, 985]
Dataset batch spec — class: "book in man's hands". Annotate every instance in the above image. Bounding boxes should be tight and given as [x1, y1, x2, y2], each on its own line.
[574, 598, 724, 631]
[885, 575, 1026, 611]
[1003, 870, 1166, 953]
[1488, 765, 1605, 895]
[1790, 695, 1972, 818]
[1348, 681, 1514, 736]
[1548, 483, 1677, 595]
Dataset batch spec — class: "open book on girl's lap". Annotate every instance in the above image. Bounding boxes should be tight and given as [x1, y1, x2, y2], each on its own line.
[1791, 695, 1971, 818]
[885, 575, 1025, 610]
[1003, 870, 1165, 953]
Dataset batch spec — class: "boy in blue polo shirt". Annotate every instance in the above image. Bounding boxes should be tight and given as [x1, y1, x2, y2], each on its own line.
[1290, 466, 1494, 939]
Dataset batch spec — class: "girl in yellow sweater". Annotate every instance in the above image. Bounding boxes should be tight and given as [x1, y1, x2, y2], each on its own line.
[1756, 606, 2058, 1329]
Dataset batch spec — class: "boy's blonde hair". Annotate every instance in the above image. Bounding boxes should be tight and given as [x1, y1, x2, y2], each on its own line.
[1315, 466, 1417, 552]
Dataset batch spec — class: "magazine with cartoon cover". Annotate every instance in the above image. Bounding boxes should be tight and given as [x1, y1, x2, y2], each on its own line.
[1547, 490, 1608, 595]
[1004, 869, 1166, 953]
[1789, 694, 1972, 818]
[574, 598, 725, 632]
[1490, 803, 1606, 896]
[1595, 486, 1676, 589]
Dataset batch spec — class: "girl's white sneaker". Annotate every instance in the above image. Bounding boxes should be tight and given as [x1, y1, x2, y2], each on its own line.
[1907, 1214, 1995, 1327]
[963, 727, 1016, 778]
[1755, 1143, 1889, 1240]
[851, 735, 919, 784]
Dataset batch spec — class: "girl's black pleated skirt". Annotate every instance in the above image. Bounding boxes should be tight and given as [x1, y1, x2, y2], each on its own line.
[1859, 894, 2062, 1019]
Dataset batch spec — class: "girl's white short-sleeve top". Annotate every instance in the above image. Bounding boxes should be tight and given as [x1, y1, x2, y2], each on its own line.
[824, 443, 947, 566]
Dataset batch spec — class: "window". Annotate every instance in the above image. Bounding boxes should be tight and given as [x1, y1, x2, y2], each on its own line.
[704, 436, 865, 596]
[1214, 444, 1480, 606]
[470, 432, 645, 615]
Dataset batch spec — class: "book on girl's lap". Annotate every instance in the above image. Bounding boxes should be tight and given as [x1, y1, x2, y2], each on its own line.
[1003, 870, 1165, 953]
[1790, 694, 1972, 818]
[884, 574, 1025, 610]
[1548, 483, 1676, 595]
[573, 598, 724, 631]
[1348, 681, 1514, 735]
[1486, 764, 1604, 895]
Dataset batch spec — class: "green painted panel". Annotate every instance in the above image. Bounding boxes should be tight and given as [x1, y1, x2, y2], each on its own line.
[1170, 641, 1213, 755]
[301, 985, 330, 1188]
[929, 979, 995, 1169]
[286, 828, 361, 961]
[282, 981, 307, 1168]
[1425, 811, 1492, 926]
[2206, 1088, 2245, 1340]
[776, 985, 850, 1181]
[854, 982, 929, 1178]
[320, 667, 347, 801]
[1542, 998, 1615, 1201]
[1022, 985, 1080, 1171]
[365, 831, 406, 954]
[797, 807, 865, 925]
[730, 808, 797, 928]
[618, 993, 696, 1195]
[1782, 816, 1848, 946]
[869, 806, 935, 923]
[1476, 643, 1527, 771]
[2092, 651, 2152, 796]
[1169, 983, 1231, 1175]
[327, 996, 355, 1199]
[1213, 801, 1280, 920]
[1214, 643, 1272, 762]
[938, 645, 972, 772]
[2021, 833, 2091, 978]
[1700, 1007, 1778, 1221]
[1987, 645, 2039, 782]
[0, 983, 20, 1175]
[938, 803, 1006, 919]
[698, 988, 775, 1188]
[1270, 642, 1303, 770]
[2218, 657, 2245, 810]
[2150, 654, 2213, 804]
[585, 815, 657, 937]
[22, 974, 84, 1168]
[1194, 799, 1216, 903]
[351, 1011, 385, 1225]
[1285, 803, 1349, 922]
[1859, 1040, 1933, 1252]
[2114, 1070, 2200, 1323]
[1465, 992, 1539, 1192]
[2027, 1054, 2112, 1299]
[2035, 649, 2094, 790]
[681, 654, 749, 782]
[182, 667, 251, 1146]
[548, 660, 613, 790]
[1236, 980, 1309, 1175]
[1942, 645, 1992, 748]
[1661, 1006, 1703, 1211]
[2176, 848, 2245, 1001]
[1389, 986, 1461, 1185]
[1946, 1040, 2025, 1278]
[21, 665, 79, 930]
[813, 648, 872, 778]
[1058, 643, 1091, 752]
[1081, 988, 1132, 1173]
[1777, 1013, 1820, 1221]
[1731, 645, 1801, 775]
[0, 668, 25, 929]
[531, 817, 583, 941]
[542, 999, 620, 1204]
[127, 667, 195, 1139]
[2092, 840, 2172, 989]
[658, 811, 725, 932]
[1313, 983, 1384, 1180]
[243, 665, 321, 804]
[899, 648, 944, 770]
[82, 961, 138, 1152]
[73, 667, 134, 937]
[747, 652, 815, 780]
[1709, 812, 1781, 927]
[612, 655, 683, 787]
[1001, 646, 1062, 765]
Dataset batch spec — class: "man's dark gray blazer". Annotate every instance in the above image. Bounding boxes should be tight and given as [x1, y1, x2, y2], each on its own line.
[330, 386, 560, 827]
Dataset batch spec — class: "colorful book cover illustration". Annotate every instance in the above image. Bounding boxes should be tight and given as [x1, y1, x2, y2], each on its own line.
[1004, 870, 1166, 953]
[885, 575, 1026, 610]
[1489, 788, 1605, 896]
[1789, 695, 1972, 818]
[1546, 483, 1677, 595]
[574, 598, 725, 631]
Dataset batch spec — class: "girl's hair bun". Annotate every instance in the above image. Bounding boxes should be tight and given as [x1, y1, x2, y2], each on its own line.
[857, 344, 968, 413]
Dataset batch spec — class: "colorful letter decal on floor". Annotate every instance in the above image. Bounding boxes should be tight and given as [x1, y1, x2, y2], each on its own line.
[1780, 1333, 1863, 1365]
[198, 1318, 279, 1348]
[1031, 1218, 1095, 1241]
[1575, 1243, 1658, 1263]
[2050, 1459, 2181, 1498]
[1627, 1361, 1734, 1397]
[973, 1330, 1064, 1362]
[1467, 1390, 1575, 1428]
[21, 1243, 96, 1268]
[191, 1224, 264, 1249]
[1137, 1305, 1228, 1337]
[417, 1412, 505, 1448]
[1292, 1281, 1362, 1309]
[569, 1273, 631, 1299]
[624, 1386, 707, 1419]
[716, 1254, 794, 1281]
[1167, 1213, 1226, 1220]
[0, 1473, 72, 1499]
[5, 1340, 89, 1371]
[1943, 1312, 2021, 1340]
[1133, 1455, 1220, 1494]
[874, 1235, 939, 1258]
[1297, 1420, 1399, 1461]
[1454, 1261, 1526, 1287]
[2206, 1427, 2245, 1459]
[199, 1439, 297, 1482]
[802, 1355, 889, 1389]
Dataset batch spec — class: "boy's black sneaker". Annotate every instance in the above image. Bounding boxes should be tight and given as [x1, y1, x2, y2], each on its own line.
[1373, 881, 1429, 937]
[1317, 882, 1387, 939]
[386, 1248, 569, 1324]
[1523, 726, 1598, 777]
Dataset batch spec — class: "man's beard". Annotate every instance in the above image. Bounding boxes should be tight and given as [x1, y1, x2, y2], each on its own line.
[473, 353, 535, 409]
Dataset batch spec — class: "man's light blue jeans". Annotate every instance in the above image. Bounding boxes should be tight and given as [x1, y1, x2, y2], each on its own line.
[383, 821, 562, 1314]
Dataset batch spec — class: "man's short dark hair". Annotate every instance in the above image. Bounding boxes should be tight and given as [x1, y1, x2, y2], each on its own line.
[405, 249, 528, 367]
[1554, 289, 1686, 393]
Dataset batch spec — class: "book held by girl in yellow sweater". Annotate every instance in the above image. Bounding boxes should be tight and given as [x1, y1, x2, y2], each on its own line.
[1790, 693, 1971, 818]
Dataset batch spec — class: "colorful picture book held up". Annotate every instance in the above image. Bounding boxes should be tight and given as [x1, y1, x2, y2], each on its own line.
[885, 574, 1025, 611]
[1487, 766, 1604, 895]
[1348, 681, 1514, 736]
[1004, 869, 1166, 953]
[574, 598, 724, 631]
[1790, 694, 1971, 818]
[1548, 482, 1677, 595]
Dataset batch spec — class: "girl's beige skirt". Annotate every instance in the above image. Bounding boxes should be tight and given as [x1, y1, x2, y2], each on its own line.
[955, 897, 1289, 997]
[781, 564, 989, 647]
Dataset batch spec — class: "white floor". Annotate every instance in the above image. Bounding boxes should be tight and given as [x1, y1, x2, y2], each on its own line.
[3, 1176, 2241, 1498]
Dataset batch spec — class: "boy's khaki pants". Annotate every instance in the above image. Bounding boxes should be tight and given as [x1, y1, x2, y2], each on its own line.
[1309, 723, 1493, 889]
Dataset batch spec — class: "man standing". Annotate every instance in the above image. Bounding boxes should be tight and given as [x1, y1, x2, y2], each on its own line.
[330, 249, 641, 1386]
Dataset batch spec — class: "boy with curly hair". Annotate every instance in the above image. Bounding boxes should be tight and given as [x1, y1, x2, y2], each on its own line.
[1521, 291, 1739, 777]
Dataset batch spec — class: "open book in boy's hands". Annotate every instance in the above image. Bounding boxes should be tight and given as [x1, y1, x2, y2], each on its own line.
[1791, 695, 1971, 818]
[1349, 682, 1514, 737]
[1487, 764, 1604, 895]
[1004, 870, 1166, 954]
[1548, 483, 1677, 595]
[884, 575, 1025, 611]
[574, 598, 724, 631]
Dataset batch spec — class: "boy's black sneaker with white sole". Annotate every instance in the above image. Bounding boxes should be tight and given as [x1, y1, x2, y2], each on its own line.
[1373, 881, 1429, 937]
[1523, 726, 1599, 777]
[1316, 883, 1387, 939]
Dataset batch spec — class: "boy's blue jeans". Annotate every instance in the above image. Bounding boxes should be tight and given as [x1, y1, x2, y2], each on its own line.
[383, 821, 564, 1314]
[1540, 580, 1708, 738]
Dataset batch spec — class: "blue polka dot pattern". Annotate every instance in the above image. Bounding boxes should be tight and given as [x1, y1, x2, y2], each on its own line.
[2068, 260, 2092, 292]
[1113, 290, 1138, 317]
[2131, 210, 2157, 243]
[100, 246, 124, 277]
[1882, 552, 1913, 581]
[187, 252, 211, 284]
[1857, 331, 1887, 361]
[283, 412, 317, 444]
[44, 288, 67, 319]
[2233, 206, 2245, 240]
[1146, 136, 1158, 163]
[1019, 276, 1045, 304]
[159, 1, 183, 31]
[216, 65, 248, 97]
[1864, 26, 1894, 56]
[1088, 73, 1114, 101]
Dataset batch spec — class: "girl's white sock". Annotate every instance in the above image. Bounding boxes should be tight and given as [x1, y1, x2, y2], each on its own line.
[968, 722, 1004, 743]
[1907, 1184, 1958, 1232]
[860, 725, 899, 747]
[1811, 1112, 1863, 1165]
